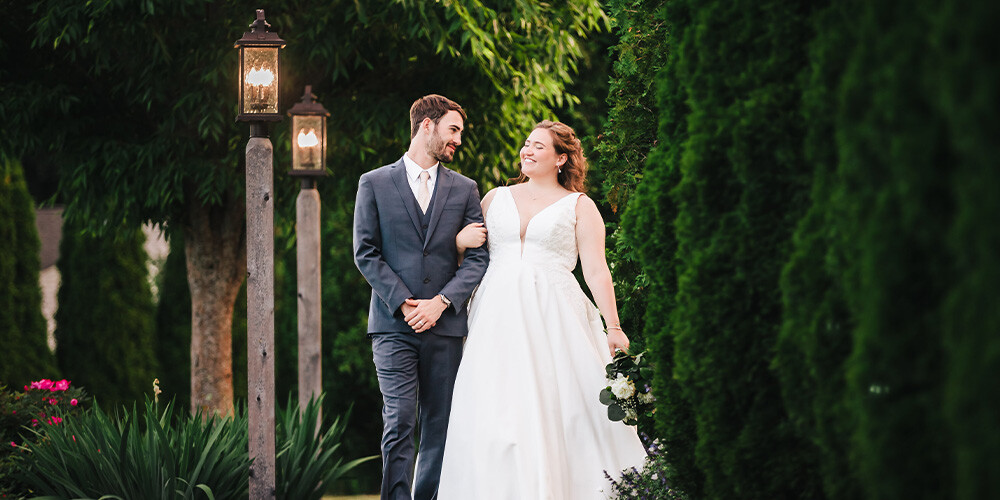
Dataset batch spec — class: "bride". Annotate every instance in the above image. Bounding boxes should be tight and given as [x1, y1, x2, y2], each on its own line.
[436, 120, 647, 499]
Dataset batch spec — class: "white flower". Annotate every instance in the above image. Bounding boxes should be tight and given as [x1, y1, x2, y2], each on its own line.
[610, 374, 635, 399]
[639, 390, 655, 404]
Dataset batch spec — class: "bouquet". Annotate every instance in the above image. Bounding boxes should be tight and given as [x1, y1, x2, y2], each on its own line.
[599, 350, 655, 426]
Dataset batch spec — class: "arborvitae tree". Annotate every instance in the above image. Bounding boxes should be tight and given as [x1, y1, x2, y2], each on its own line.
[153, 232, 191, 408]
[935, 2, 1000, 497]
[667, 0, 822, 497]
[619, 0, 704, 496]
[0, 157, 58, 386]
[593, 0, 672, 350]
[836, 0, 1000, 497]
[773, 1, 863, 498]
[54, 220, 157, 410]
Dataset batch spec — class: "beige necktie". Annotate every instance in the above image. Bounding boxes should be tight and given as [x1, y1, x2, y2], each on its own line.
[417, 170, 431, 214]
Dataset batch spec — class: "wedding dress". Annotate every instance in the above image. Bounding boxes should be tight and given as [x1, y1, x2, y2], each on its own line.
[437, 187, 647, 499]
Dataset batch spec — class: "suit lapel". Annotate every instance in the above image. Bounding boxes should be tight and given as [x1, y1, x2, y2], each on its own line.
[389, 159, 422, 235]
[423, 166, 455, 249]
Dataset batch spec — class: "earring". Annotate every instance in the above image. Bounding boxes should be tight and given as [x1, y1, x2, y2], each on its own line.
[558, 168, 562, 174]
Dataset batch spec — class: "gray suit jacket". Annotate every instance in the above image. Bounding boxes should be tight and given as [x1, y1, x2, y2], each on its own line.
[353, 157, 489, 336]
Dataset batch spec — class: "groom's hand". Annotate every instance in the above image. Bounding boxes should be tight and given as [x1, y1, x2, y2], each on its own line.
[403, 297, 447, 333]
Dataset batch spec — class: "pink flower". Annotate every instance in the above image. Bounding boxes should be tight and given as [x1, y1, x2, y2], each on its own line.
[48, 416, 63, 425]
[52, 379, 70, 391]
[70, 399, 79, 406]
[49, 399, 58, 405]
[71, 435, 76, 442]
[9, 442, 15, 448]
[23, 385, 29, 391]
[31, 419, 38, 427]
[31, 379, 54, 391]
[11, 410, 16, 415]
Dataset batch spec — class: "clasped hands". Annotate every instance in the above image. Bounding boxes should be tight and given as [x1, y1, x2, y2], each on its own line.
[401, 296, 448, 333]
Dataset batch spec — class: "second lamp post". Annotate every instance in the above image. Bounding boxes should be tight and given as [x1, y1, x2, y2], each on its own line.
[288, 85, 329, 422]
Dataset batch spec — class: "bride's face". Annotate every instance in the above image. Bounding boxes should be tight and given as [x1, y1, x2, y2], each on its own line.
[520, 129, 566, 179]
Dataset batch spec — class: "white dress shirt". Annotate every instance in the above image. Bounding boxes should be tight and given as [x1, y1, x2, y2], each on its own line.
[403, 153, 439, 200]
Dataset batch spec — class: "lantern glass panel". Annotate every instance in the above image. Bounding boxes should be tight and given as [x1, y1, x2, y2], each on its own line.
[292, 115, 325, 171]
[241, 47, 279, 115]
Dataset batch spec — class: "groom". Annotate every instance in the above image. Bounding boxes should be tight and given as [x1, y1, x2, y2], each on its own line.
[353, 94, 489, 500]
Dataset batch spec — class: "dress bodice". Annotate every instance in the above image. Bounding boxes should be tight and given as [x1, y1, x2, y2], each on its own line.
[485, 187, 583, 272]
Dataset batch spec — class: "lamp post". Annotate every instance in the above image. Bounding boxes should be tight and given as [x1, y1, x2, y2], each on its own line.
[235, 9, 284, 500]
[287, 86, 329, 425]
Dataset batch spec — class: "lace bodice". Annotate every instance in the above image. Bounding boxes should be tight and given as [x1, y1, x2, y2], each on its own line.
[485, 187, 583, 271]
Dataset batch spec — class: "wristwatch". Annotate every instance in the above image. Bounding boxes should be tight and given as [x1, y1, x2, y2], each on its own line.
[438, 294, 452, 307]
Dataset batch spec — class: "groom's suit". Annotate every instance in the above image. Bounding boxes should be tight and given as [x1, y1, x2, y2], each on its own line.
[353, 156, 488, 500]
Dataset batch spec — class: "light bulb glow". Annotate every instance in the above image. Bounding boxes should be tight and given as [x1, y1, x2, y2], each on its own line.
[297, 129, 319, 148]
[246, 67, 275, 86]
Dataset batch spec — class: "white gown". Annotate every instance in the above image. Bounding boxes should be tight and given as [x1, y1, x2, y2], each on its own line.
[437, 187, 647, 499]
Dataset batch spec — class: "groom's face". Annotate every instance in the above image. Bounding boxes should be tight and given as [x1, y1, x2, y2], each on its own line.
[427, 110, 464, 163]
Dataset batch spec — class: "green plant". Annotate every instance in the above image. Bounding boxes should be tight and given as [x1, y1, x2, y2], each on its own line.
[275, 394, 377, 500]
[604, 437, 689, 500]
[1, 380, 88, 499]
[21, 397, 249, 500]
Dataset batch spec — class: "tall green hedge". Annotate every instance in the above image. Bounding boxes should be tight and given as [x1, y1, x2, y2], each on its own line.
[54, 220, 157, 410]
[593, 0, 673, 355]
[617, 0, 703, 496]
[0, 158, 58, 386]
[935, 2, 1000, 497]
[772, 1, 862, 498]
[641, 0, 823, 497]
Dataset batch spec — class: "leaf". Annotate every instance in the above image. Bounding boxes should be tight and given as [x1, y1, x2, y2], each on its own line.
[599, 388, 615, 406]
[608, 404, 626, 421]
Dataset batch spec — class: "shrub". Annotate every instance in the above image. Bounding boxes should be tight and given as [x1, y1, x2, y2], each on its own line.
[605, 437, 689, 500]
[0, 380, 88, 498]
[18, 394, 372, 500]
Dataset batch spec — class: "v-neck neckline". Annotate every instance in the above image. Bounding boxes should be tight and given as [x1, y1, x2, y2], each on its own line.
[506, 186, 578, 256]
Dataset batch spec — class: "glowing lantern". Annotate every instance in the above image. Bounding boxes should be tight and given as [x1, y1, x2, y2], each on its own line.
[287, 85, 330, 177]
[235, 9, 285, 122]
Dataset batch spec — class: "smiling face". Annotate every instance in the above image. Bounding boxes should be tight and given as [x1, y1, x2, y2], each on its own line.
[519, 128, 567, 179]
[426, 110, 464, 163]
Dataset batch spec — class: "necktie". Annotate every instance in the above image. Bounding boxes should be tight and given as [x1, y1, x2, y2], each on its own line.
[417, 170, 431, 214]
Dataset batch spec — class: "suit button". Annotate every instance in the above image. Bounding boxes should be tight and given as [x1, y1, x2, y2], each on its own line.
[423, 251, 429, 256]
[423, 277, 431, 283]
[422, 224, 428, 229]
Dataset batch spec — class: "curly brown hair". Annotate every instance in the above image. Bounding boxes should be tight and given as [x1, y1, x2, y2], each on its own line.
[513, 120, 588, 192]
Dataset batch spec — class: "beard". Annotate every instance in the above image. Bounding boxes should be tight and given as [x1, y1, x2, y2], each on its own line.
[427, 130, 456, 163]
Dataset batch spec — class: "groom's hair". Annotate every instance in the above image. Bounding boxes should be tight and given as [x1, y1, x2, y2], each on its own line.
[410, 94, 467, 139]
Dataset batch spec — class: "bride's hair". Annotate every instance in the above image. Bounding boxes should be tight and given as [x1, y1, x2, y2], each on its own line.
[512, 120, 588, 192]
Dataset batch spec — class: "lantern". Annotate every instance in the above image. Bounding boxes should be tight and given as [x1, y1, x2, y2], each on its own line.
[287, 85, 330, 176]
[235, 9, 285, 122]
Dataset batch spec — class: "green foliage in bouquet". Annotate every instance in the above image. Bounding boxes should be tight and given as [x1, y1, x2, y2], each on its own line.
[600, 351, 655, 426]
[275, 394, 377, 500]
[1, 380, 88, 498]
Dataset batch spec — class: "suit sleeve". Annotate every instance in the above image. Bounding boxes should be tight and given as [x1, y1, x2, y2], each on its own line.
[438, 181, 490, 313]
[353, 175, 412, 314]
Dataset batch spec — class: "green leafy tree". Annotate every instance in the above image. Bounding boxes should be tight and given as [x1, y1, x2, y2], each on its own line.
[0, 158, 58, 387]
[2, 0, 607, 416]
[54, 220, 158, 411]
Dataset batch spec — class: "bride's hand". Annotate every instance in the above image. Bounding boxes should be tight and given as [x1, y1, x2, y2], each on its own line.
[456, 222, 487, 252]
[607, 328, 630, 357]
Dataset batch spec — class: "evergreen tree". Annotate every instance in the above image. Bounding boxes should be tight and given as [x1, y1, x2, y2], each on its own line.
[54, 220, 158, 410]
[934, 2, 1000, 497]
[593, 0, 672, 352]
[153, 232, 191, 408]
[772, 1, 863, 498]
[618, 0, 704, 496]
[0, 157, 57, 386]
[667, 0, 822, 497]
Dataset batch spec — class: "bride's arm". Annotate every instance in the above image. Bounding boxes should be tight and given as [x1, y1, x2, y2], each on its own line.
[456, 188, 499, 262]
[576, 195, 630, 356]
